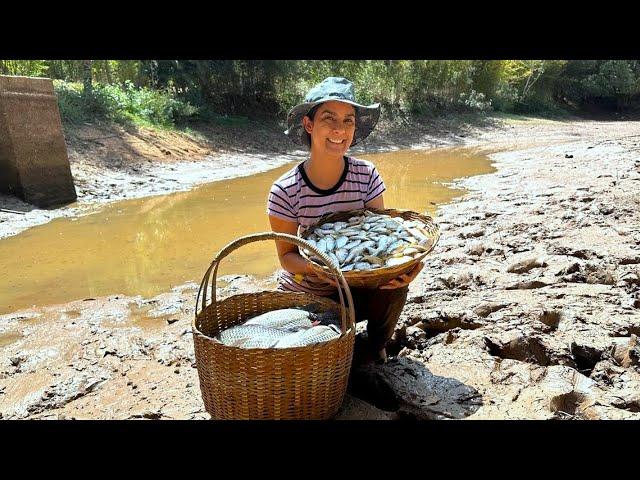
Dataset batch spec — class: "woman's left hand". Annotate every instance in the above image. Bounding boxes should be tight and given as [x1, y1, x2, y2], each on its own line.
[379, 261, 424, 290]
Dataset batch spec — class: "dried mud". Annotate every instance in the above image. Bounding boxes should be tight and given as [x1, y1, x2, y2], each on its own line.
[1, 115, 639, 420]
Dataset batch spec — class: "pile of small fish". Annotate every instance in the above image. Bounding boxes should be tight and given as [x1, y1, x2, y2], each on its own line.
[214, 308, 341, 349]
[301, 210, 434, 272]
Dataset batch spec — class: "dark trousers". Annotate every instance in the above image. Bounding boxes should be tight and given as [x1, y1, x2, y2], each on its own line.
[330, 285, 408, 352]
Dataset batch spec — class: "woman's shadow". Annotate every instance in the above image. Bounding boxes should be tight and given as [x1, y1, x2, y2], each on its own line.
[346, 355, 484, 420]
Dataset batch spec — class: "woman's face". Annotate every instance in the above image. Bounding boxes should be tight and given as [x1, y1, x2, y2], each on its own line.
[303, 101, 356, 157]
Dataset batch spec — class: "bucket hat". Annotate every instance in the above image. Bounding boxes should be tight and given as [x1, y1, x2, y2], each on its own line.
[284, 77, 380, 147]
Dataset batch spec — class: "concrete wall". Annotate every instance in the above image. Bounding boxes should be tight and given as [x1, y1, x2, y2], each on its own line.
[0, 75, 76, 207]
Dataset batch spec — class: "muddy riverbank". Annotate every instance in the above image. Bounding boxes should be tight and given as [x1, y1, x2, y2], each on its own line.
[1, 115, 639, 419]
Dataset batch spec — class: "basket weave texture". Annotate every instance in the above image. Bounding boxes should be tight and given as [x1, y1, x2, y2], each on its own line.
[192, 232, 356, 420]
[300, 207, 440, 289]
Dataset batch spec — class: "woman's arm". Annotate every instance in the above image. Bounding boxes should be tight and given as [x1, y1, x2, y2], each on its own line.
[268, 215, 315, 275]
[365, 193, 384, 209]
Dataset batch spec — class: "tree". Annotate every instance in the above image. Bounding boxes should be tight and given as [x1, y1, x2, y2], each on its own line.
[83, 60, 93, 101]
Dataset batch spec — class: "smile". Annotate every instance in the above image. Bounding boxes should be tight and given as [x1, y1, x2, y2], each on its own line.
[328, 139, 344, 144]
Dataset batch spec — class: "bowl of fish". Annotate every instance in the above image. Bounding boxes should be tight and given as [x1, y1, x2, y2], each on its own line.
[299, 208, 440, 289]
[192, 231, 357, 420]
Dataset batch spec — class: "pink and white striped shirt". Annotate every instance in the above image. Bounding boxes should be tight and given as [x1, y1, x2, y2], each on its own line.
[266, 156, 386, 295]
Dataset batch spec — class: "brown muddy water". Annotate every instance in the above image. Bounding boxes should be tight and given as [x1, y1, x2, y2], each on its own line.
[0, 147, 495, 315]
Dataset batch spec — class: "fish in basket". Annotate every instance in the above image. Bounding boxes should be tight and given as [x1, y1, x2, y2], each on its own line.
[299, 208, 440, 289]
[214, 307, 341, 349]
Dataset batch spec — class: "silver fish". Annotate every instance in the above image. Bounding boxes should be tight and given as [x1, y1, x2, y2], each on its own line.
[377, 236, 389, 251]
[333, 221, 348, 231]
[217, 325, 292, 347]
[325, 236, 336, 251]
[386, 256, 413, 267]
[317, 238, 327, 253]
[362, 255, 384, 265]
[244, 308, 315, 330]
[354, 262, 372, 270]
[335, 236, 349, 249]
[274, 325, 341, 348]
[345, 245, 367, 263]
[344, 239, 362, 250]
[335, 248, 348, 264]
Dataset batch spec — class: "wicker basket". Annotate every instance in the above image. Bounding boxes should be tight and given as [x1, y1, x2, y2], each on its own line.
[300, 208, 440, 289]
[192, 232, 356, 420]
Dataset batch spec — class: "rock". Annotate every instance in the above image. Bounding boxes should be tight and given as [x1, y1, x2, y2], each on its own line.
[484, 332, 576, 368]
[561, 272, 587, 283]
[555, 262, 581, 276]
[506, 280, 549, 290]
[459, 226, 485, 239]
[474, 302, 510, 318]
[619, 255, 640, 265]
[597, 204, 615, 215]
[549, 246, 596, 260]
[404, 326, 427, 349]
[542, 366, 599, 418]
[443, 328, 462, 345]
[611, 335, 640, 368]
[9, 355, 25, 367]
[507, 257, 547, 274]
[584, 261, 617, 285]
[465, 241, 485, 256]
[536, 310, 562, 330]
[438, 271, 485, 290]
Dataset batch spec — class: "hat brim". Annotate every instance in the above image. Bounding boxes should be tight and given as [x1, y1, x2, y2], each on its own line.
[284, 98, 381, 147]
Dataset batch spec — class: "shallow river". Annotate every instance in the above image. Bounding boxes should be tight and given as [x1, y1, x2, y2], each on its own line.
[0, 147, 495, 314]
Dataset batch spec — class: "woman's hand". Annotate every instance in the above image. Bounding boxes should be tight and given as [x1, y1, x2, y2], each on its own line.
[315, 268, 340, 288]
[379, 261, 424, 290]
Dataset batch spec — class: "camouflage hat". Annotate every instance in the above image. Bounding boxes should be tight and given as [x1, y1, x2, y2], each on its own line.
[284, 77, 381, 147]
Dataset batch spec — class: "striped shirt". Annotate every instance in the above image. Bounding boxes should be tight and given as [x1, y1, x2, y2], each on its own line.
[266, 156, 386, 295]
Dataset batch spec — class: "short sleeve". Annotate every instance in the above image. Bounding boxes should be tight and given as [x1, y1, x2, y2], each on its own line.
[365, 165, 386, 203]
[267, 182, 298, 222]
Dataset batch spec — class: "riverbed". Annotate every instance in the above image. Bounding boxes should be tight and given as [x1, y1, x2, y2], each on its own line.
[1, 116, 639, 420]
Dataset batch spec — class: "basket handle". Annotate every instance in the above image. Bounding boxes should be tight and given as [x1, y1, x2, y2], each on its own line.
[195, 232, 356, 334]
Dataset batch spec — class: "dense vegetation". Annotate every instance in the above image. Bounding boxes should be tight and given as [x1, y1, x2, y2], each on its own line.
[1, 60, 639, 128]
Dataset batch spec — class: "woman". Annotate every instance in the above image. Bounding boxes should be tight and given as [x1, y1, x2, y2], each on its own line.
[266, 77, 423, 365]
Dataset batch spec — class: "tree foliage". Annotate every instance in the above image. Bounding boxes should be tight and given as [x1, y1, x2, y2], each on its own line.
[2, 60, 639, 126]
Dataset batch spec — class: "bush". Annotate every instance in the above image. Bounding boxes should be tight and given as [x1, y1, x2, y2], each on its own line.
[54, 81, 90, 123]
[53, 80, 198, 126]
[458, 90, 492, 111]
[491, 82, 520, 112]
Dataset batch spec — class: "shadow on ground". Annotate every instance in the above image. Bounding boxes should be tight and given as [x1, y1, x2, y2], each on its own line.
[0, 193, 39, 214]
[347, 356, 483, 420]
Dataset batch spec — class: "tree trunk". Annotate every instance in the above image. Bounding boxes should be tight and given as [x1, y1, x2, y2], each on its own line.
[83, 60, 93, 102]
[104, 60, 113, 84]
